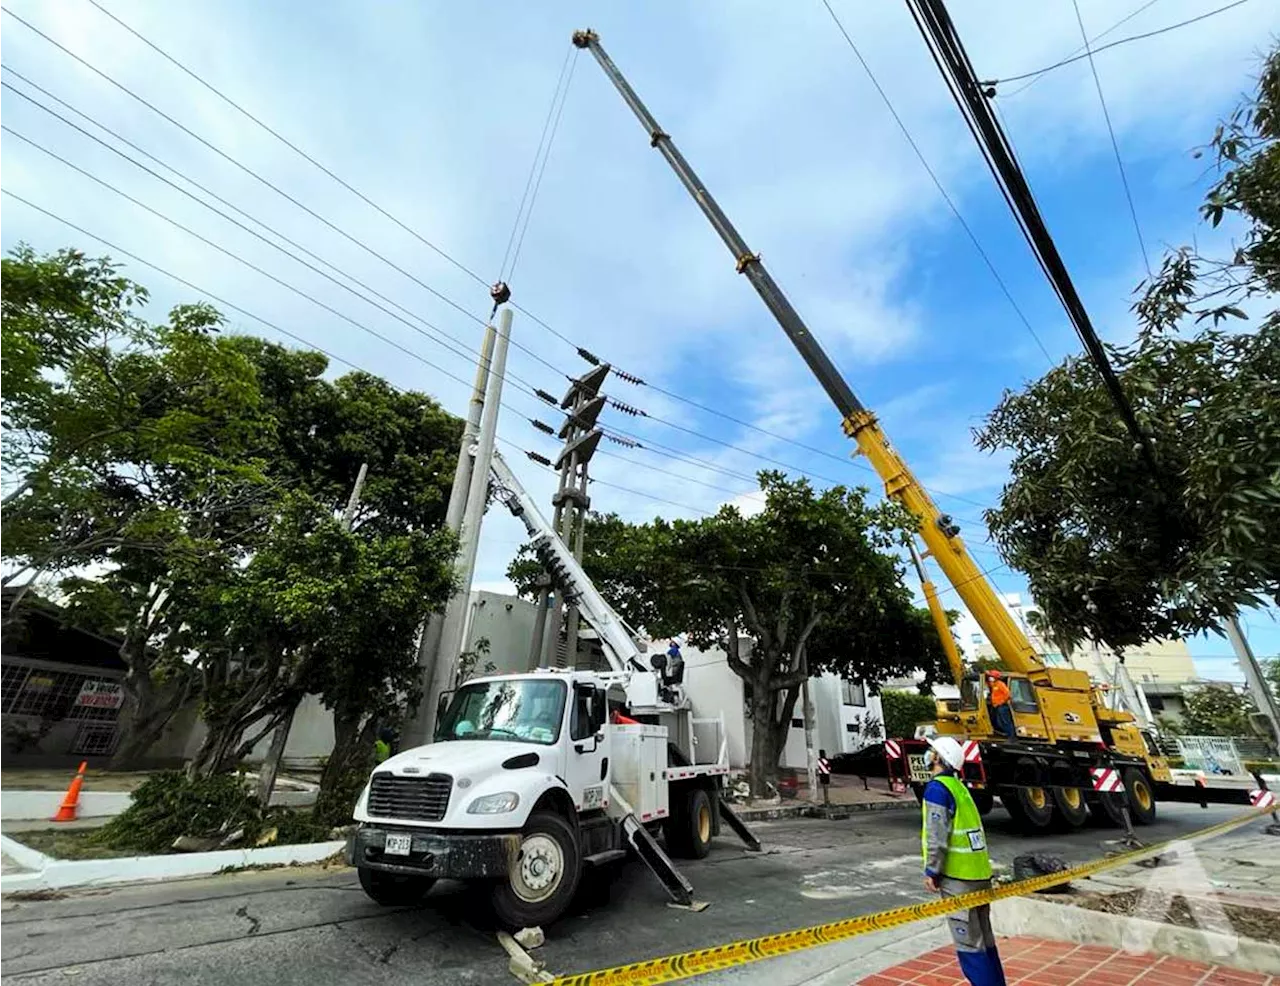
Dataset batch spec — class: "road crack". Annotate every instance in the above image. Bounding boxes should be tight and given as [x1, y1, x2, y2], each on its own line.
[234, 904, 261, 936]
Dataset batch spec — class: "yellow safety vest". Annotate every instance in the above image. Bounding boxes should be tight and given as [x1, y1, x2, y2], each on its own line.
[921, 773, 993, 881]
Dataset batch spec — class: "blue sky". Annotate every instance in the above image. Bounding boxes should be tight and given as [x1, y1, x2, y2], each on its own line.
[2, 0, 1276, 678]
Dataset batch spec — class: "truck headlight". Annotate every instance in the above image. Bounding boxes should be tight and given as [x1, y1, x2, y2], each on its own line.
[467, 791, 520, 814]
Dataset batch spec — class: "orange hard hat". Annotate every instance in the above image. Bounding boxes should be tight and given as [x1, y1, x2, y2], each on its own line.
[987, 670, 1002, 678]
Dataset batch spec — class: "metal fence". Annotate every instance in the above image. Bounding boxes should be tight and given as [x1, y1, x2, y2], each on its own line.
[1175, 735, 1249, 775]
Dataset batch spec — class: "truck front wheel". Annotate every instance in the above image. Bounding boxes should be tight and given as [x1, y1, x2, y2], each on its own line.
[491, 811, 582, 930]
[358, 866, 435, 905]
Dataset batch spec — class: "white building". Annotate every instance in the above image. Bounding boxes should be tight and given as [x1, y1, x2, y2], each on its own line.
[954, 592, 1198, 684]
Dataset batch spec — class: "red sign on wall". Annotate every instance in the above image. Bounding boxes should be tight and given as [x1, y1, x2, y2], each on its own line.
[75, 680, 124, 710]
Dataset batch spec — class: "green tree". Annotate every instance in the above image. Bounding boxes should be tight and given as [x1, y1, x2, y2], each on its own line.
[1180, 684, 1257, 737]
[879, 689, 939, 742]
[510, 472, 938, 796]
[975, 51, 1280, 651]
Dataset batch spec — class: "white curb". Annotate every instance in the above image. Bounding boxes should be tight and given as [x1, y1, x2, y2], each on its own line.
[0, 833, 344, 894]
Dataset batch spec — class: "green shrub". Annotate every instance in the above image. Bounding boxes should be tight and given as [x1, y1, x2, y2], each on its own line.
[880, 689, 938, 741]
[270, 809, 331, 845]
[95, 771, 266, 853]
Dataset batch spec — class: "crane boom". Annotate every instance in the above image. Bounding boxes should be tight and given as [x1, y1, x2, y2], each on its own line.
[572, 29, 1042, 678]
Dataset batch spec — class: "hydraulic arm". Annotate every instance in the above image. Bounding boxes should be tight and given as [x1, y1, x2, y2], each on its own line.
[489, 450, 643, 674]
[572, 29, 1042, 679]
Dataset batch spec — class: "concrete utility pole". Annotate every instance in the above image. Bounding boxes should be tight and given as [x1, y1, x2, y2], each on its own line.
[529, 364, 608, 669]
[419, 308, 513, 741]
[257, 462, 368, 804]
[1225, 616, 1280, 746]
[402, 323, 497, 749]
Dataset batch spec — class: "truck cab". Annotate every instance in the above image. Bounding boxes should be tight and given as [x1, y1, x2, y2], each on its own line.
[349, 666, 738, 927]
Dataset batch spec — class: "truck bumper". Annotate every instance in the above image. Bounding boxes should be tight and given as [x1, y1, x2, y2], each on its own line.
[347, 824, 520, 880]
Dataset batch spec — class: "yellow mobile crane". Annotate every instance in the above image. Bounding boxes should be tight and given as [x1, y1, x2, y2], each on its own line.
[570, 29, 1193, 835]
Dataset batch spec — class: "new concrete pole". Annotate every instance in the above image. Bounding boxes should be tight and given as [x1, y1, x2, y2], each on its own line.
[403, 323, 497, 749]
[421, 308, 513, 740]
[1226, 616, 1280, 746]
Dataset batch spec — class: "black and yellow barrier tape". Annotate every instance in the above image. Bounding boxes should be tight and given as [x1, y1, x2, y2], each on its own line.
[551, 806, 1272, 986]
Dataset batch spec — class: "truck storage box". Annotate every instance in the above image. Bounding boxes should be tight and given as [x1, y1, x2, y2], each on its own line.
[610, 723, 670, 823]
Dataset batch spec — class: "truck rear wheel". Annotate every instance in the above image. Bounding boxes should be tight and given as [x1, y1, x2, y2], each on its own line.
[491, 811, 582, 930]
[1051, 786, 1089, 829]
[1001, 785, 1055, 832]
[1123, 768, 1157, 825]
[665, 787, 713, 859]
[971, 787, 994, 817]
[358, 866, 435, 906]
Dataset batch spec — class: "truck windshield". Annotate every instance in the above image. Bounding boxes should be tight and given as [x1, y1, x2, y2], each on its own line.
[435, 679, 567, 745]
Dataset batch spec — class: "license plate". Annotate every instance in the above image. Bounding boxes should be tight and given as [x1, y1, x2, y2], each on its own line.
[908, 754, 931, 783]
[384, 833, 412, 856]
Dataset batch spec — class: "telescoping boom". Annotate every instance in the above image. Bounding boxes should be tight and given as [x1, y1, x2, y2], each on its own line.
[570, 29, 1040, 679]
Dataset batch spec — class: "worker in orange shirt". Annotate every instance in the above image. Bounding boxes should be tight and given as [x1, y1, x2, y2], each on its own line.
[987, 671, 1015, 739]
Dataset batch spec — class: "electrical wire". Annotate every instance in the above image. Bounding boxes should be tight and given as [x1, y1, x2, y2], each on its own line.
[992, 0, 1252, 91]
[81, 0, 488, 288]
[1, 188, 721, 523]
[1071, 0, 1152, 277]
[819, 0, 1053, 365]
[499, 46, 573, 284]
[59, 0, 1010, 519]
[507, 48, 578, 283]
[904, 0, 1165, 490]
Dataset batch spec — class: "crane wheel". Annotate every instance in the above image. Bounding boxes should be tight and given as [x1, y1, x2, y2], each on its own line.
[1051, 786, 1089, 829]
[1087, 791, 1126, 828]
[1000, 785, 1054, 832]
[1122, 768, 1157, 825]
[971, 787, 994, 816]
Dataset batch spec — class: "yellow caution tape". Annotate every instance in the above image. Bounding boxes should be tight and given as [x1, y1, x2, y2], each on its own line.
[551, 806, 1271, 986]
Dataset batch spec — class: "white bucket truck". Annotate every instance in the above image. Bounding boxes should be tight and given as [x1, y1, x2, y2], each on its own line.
[348, 452, 759, 928]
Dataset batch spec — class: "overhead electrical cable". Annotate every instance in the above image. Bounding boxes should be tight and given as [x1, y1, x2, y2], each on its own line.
[904, 0, 1165, 489]
[1, 189, 719, 522]
[1071, 0, 1152, 277]
[819, 0, 1053, 365]
[60, 1, 1008, 519]
[992, 0, 1253, 92]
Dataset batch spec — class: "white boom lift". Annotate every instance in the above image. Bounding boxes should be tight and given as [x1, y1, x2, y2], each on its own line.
[348, 449, 759, 929]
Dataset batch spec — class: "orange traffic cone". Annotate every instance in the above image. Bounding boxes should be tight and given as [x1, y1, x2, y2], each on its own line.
[51, 761, 87, 822]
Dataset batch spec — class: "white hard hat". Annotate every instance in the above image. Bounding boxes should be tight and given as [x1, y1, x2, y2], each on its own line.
[927, 735, 965, 772]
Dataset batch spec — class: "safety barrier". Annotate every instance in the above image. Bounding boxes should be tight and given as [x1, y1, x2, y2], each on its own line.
[550, 805, 1273, 986]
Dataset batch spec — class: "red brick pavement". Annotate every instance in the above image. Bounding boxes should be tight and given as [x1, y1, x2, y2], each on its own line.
[854, 936, 1275, 986]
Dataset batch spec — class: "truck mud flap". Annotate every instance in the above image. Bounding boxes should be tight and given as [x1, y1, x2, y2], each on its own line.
[621, 814, 694, 906]
[718, 801, 762, 852]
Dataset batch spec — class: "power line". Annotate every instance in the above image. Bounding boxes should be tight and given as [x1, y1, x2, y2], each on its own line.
[2, 188, 717, 524]
[64, 0, 1008, 519]
[81, 0, 490, 290]
[1071, 0, 1152, 277]
[818, 0, 1053, 365]
[499, 46, 573, 284]
[991, 0, 1253, 91]
[905, 0, 1166, 490]
[507, 48, 578, 283]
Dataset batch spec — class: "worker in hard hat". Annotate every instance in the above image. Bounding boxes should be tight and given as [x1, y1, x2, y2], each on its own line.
[986, 670, 1015, 739]
[922, 735, 1006, 986]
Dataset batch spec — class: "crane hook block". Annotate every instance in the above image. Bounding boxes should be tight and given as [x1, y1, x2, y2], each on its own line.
[572, 29, 598, 48]
[489, 281, 511, 307]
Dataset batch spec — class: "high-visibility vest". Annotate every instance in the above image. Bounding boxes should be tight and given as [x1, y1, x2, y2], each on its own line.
[990, 680, 1011, 707]
[374, 739, 391, 763]
[921, 774, 993, 881]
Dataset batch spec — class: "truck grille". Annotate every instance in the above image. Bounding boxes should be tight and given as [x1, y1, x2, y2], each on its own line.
[367, 772, 452, 821]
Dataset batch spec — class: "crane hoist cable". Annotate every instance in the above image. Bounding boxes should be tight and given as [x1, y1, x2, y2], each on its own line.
[903, 0, 1166, 493]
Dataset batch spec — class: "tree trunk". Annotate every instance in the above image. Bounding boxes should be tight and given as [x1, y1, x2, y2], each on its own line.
[747, 687, 777, 798]
[315, 710, 377, 828]
[110, 668, 191, 769]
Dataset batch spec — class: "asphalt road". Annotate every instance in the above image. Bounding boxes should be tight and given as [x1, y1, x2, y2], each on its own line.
[0, 802, 1247, 986]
